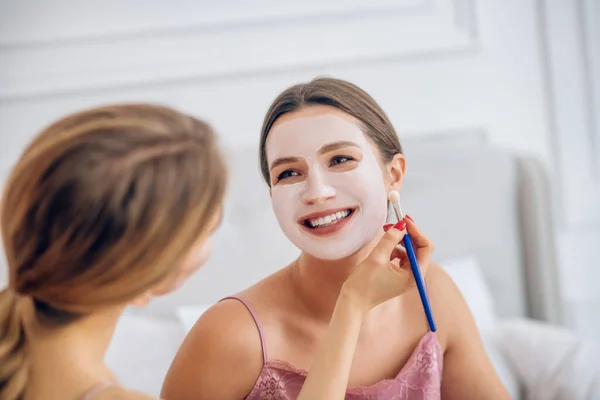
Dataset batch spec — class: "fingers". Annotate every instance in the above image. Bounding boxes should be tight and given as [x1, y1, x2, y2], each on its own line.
[411, 241, 432, 274]
[404, 216, 434, 275]
[389, 245, 407, 263]
[405, 216, 433, 251]
[373, 221, 407, 261]
[384, 216, 435, 277]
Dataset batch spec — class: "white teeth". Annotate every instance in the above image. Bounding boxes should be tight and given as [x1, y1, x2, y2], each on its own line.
[308, 210, 352, 228]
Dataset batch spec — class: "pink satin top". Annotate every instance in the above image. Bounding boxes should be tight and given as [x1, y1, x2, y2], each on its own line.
[223, 296, 443, 400]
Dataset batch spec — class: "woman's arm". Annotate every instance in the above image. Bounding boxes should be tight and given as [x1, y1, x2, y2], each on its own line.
[296, 290, 365, 400]
[429, 265, 511, 400]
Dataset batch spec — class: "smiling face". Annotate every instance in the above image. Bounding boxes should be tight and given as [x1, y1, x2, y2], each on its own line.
[266, 108, 389, 260]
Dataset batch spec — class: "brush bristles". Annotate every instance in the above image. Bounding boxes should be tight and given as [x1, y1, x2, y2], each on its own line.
[388, 190, 404, 220]
[388, 190, 400, 204]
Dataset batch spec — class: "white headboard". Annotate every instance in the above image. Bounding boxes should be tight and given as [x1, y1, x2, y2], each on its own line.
[398, 133, 563, 324]
[144, 132, 563, 326]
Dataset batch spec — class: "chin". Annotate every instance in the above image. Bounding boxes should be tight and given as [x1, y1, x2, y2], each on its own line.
[299, 243, 366, 262]
[306, 234, 382, 262]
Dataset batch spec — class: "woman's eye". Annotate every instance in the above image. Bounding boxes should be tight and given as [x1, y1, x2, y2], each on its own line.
[277, 170, 300, 180]
[330, 156, 354, 166]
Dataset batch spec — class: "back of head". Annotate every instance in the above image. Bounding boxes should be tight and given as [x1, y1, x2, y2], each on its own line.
[0, 104, 227, 399]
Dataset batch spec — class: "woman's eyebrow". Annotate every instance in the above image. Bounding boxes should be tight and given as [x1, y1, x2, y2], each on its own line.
[269, 141, 359, 170]
[270, 156, 300, 171]
[318, 141, 360, 154]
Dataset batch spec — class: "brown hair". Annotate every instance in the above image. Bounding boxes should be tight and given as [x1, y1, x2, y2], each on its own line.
[259, 77, 403, 185]
[0, 104, 227, 399]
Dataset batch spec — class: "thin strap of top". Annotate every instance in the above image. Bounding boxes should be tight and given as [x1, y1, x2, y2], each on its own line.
[79, 383, 116, 400]
[220, 296, 268, 364]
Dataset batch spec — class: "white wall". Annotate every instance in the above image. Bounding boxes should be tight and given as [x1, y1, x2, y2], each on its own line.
[0, 0, 598, 336]
[540, 0, 600, 336]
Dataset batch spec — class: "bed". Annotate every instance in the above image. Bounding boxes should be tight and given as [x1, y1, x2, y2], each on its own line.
[106, 132, 600, 399]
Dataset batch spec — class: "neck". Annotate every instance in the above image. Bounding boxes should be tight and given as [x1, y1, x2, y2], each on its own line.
[291, 231, 382, 321]
[24, 302, 123, 398]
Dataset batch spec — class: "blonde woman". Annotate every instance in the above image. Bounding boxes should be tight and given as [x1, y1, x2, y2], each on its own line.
[0, 103, 411, 400]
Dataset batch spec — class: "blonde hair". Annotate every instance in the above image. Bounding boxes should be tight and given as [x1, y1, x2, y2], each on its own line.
[0, 104, 227, 399]
[259, 77, 403, 185]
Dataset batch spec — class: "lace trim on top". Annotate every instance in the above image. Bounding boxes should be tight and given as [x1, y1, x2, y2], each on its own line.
[246, 332, 443, 399]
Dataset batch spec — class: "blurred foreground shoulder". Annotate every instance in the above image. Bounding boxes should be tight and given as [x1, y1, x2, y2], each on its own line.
[95, 387, 155, 400]
[160, 298, 264, 400]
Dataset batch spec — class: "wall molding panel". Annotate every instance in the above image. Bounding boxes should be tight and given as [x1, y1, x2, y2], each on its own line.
[0, 0, 478, 101]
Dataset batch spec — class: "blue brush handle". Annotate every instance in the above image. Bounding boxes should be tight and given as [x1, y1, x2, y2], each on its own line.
[403, 234, 437, 332]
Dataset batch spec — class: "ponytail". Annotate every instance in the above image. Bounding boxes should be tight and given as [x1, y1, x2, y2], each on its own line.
[0, 288, 28, 400]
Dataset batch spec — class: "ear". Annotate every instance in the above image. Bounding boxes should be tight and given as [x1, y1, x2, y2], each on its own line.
[129, 290, 153, 307]
[387, 153, 406, 191]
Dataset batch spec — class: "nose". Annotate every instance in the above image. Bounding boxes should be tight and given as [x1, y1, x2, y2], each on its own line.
[301, 167, 335, 205]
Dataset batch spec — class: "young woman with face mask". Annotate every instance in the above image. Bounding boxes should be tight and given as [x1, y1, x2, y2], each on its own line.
[162, 78, 510, 399]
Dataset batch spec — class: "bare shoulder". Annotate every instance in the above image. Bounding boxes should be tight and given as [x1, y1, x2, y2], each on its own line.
[424, 264, 475, 346]
[160, 298, 264, 399]
[426, 268, 510, 398]
[425, 263, 461, 299]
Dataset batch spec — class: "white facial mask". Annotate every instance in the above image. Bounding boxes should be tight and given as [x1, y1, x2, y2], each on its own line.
[266, 115, 388, 260]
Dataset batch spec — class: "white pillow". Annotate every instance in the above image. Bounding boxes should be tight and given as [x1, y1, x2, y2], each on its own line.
[483, 330, 523, 399]
[439, 257, 521, 398]
[105, 312, 185, 396]
[439, 256, 497, 331]
[495, 318, 600, 400]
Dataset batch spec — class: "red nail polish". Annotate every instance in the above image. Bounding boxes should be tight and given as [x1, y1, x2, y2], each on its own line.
[383, 223, 394, 232]
[406, 215, 414, 223]
[393, 220, 407, 231]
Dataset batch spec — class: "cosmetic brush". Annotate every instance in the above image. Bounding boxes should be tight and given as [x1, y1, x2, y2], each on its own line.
[389, 190, 437, 332]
